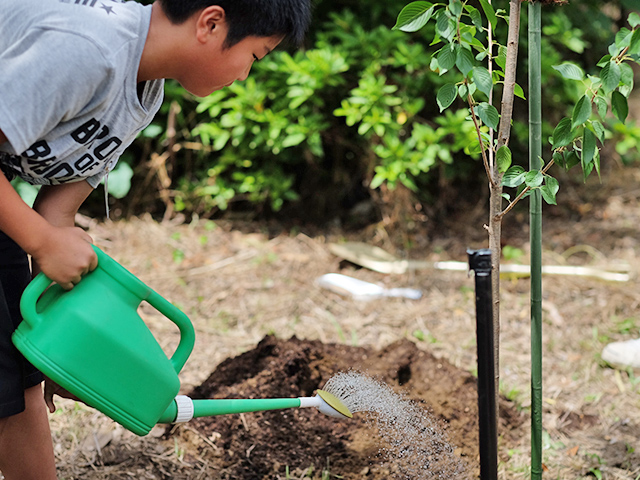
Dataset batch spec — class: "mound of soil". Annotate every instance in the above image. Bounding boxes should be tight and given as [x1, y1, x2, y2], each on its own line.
[179, 335, 524, 479]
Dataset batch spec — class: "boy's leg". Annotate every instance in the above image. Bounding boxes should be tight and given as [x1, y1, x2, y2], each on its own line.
[0, 383, 56, 480]
[0, 231, 56, 479]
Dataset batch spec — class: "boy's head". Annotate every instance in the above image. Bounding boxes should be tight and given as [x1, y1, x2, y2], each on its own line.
[157, 0, 312, 48]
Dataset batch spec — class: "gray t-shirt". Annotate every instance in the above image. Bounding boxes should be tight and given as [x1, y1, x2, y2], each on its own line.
[0, 0, 164, 188]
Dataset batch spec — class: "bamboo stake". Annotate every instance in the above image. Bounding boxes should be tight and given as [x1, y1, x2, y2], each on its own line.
[528, 2, 544, 478]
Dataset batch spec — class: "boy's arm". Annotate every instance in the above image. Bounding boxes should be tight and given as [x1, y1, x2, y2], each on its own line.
[0, 129, 97, 289]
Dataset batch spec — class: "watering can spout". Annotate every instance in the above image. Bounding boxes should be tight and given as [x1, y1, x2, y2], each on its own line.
[158, 391, 352, 425]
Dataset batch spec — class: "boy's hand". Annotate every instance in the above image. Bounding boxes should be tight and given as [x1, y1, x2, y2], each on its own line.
[30, 225, 98, 290]
[27, 181, 98, 289]
[0, 136, 98, 289]
[44, 377, 84, 413]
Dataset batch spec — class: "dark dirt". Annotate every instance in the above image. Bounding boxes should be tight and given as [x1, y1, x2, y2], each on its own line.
[177, 335, 524, 480]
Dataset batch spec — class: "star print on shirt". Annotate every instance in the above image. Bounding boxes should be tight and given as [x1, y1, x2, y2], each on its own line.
[100, 3, 115, 14]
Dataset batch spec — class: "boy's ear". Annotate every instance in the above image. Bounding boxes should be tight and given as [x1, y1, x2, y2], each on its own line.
[195, 5, 226, 43]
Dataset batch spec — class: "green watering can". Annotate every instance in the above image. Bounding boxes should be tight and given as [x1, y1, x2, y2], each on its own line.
[13, 246, 351, 437]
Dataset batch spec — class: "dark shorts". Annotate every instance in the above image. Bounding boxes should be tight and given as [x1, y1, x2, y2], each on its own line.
[0, 231, 43, 418]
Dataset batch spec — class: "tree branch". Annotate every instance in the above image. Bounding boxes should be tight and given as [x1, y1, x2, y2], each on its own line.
[468, 94, 495, 186]
[497, 159, 556, 219]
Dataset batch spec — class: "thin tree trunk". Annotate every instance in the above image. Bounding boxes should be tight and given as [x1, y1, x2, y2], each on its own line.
[489, 0, 521, 419]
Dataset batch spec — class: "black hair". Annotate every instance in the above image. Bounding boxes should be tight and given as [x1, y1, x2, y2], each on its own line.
[158, 0, 312, 47]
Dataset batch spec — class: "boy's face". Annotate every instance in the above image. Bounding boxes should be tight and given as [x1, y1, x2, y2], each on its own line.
[179, 20, 282, 97]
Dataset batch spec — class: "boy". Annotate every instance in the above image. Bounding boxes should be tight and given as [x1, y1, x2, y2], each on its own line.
[0, 0, 311, 478]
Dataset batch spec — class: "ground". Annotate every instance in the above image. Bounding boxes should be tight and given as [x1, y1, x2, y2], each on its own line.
[46, 159, 640, 480]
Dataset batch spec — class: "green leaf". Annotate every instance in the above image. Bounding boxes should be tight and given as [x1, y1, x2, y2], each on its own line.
[597, 54, 612, 68]
[502, 165, 526, 188]
[393, 2, 436, 32]
[565, 151, 580, 170]
[513, 83, 526, 100]
[601, 61, 621, 93]
[594, 149, 601, 180]
[429, 55, 440, 73]
[437, 83, 458, 112]
[496, 145, 512, 173]
[611, 91, 629, 123]
[213, 130, 231, 151]
[476, 102, 499, 130]
[581, 158, 594, 181]
[620, 62, 635, 84]
[552, 63, 584, 81]
[629, 12, 640, 28]
[591, 120, 605, 144]
[620, 63, 635, 96]
[615, 28, 633, 51]
[449, 0, 462, 18]
[630, 28, 640, 55]
[552, 150, 565, 169]
[478, 0, 497, 31]
[282, 133, 306, 148]
[582, 128, 596, 167]
[525, 170, 543, 188]
[465, 4, 483, 29]
[458, 83, 477, 100]
[369, 172, 385, 189]
[456, 46, 475, 76]
[141, 124, 164, 139]
[472, 66, 493, 97]
[594, 96, 608, 119]
[541, 176, 559, 205]
[496, 45, 508, 70]
[571, 95, 592, 130]
[436, 10, 456, 41]
[552, 117, 574, 148]
[437, 44, 457, 72]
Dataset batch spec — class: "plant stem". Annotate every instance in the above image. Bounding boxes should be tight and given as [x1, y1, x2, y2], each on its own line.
[467, 96, 495, 185]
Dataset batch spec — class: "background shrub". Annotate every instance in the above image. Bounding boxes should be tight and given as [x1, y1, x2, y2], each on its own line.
[85, 0, 639, 227]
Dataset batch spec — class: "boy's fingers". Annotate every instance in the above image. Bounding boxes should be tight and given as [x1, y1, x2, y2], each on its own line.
[43, 382, 57, 413]
[89, 250, 98, 272]
[45, 396, 56, 414]
[82, 229, 94, 244]
[59, 281, 74, 291]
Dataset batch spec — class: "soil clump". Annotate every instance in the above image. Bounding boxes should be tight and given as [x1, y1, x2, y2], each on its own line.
[180, 335, 523, 479]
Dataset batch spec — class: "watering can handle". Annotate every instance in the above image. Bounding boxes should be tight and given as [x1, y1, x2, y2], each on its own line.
[20, 246, 196, 375]
[144, 290, 195, 373]
[19, 272, 52, 327]
[91, 246, 196, 374]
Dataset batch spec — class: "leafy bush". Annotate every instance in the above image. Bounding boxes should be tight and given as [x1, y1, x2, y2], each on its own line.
[102, 0, 638, 224]
[152, 10, 485, 220]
